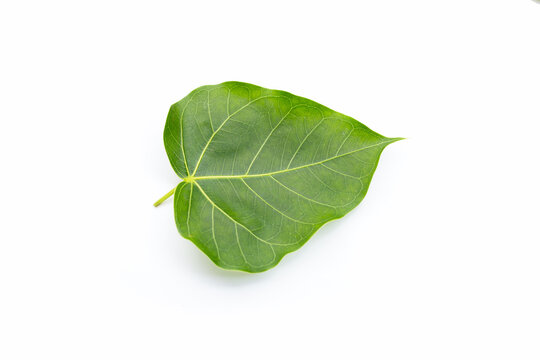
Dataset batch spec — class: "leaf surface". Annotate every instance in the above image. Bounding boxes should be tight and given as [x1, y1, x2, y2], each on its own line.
[163, 81, 400, 272]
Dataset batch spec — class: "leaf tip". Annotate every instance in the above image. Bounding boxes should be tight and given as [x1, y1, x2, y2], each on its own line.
[383, 137, 405, 146]
[390, 137, 406, 143]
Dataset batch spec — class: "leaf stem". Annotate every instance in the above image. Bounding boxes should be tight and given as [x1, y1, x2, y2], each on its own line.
[153, 187, 176, 207]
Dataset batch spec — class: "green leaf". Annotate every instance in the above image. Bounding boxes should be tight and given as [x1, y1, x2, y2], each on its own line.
[158, 81, 401, 272]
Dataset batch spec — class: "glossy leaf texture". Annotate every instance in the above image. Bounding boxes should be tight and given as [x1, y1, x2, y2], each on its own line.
[163, 81, 400, 272]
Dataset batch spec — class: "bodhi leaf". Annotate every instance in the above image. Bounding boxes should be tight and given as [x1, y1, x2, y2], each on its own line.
[157, 81, 401, 273]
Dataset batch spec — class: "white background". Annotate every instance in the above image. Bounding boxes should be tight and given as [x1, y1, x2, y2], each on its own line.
[1, 0, 539, 359]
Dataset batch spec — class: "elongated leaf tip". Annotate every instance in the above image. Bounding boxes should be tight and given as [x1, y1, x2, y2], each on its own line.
[384, 137, 405, 145]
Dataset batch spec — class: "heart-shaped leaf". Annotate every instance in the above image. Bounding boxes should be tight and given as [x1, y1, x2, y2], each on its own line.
[157, 82, 401, 272]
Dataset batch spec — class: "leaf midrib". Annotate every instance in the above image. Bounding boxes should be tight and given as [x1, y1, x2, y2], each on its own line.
[188, 139, 397, 181]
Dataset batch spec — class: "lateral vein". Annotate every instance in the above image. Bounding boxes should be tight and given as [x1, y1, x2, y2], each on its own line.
[191, 95, 283, 177]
